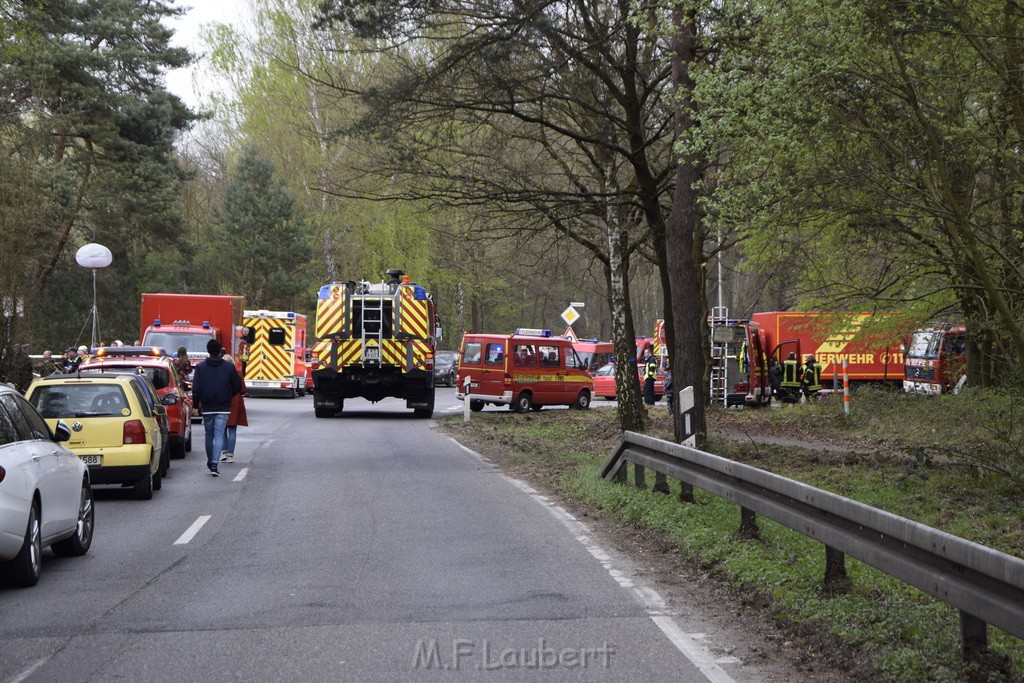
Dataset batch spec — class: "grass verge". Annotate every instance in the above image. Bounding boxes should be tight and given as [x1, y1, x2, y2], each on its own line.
[438, 393, 1024, 683]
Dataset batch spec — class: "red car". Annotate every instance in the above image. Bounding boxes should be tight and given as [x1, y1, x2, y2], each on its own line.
[80, 346, 193, 458]
[591, 362, 664, 401]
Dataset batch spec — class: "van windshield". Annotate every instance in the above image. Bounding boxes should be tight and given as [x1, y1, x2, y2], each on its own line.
[462, 342, 482, 365]
[907, 332, 942, 360]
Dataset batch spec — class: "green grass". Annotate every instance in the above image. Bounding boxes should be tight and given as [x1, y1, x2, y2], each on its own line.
[439, 396, 1024, 682]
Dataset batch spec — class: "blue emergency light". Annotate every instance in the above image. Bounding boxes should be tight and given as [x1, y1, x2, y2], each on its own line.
[202, 321, 211, 329]
[153, 319, 161, 327]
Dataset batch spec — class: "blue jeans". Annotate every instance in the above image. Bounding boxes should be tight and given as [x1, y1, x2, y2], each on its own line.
[224, 425, 237, 455]
[203, 413, 229, 467]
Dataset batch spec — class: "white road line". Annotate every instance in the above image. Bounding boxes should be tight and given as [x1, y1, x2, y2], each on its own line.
[173, 515, 211, 545]
[233, 467, 249, 482]
[504, 476, 737, 683]
[10, 656, 48, 683]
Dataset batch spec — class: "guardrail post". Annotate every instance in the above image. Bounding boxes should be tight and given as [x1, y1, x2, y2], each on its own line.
[634, 462, 647, 489]
[824, 545, 850, 593]
[679, 481, 694, 503]
[960, 611, 988, 658]
[739, 507, 759, 539]
[654, 472, 670, 494]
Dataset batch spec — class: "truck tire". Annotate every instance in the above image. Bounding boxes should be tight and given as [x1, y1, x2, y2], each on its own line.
[513, 392, 532, 413]
[414, 407, 433, 418]
[469, 400, 484, 412]
[314, 405, 333, 418]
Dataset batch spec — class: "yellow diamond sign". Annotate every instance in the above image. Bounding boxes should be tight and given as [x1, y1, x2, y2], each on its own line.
[561, 306, 580, 326]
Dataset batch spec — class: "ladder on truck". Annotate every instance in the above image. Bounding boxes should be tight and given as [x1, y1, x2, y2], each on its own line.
[709, 306, 730, 406]
[358, 282, 387, 362]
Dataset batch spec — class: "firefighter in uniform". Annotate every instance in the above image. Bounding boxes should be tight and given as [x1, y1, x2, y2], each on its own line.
[642, 347, 658, 406]
[802, 354, 823, 400]
[780, 352, 802, 403]
[238, 340, 250, 377]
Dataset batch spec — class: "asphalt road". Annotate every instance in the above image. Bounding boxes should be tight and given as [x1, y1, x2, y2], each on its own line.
[1, 388, 767, 682]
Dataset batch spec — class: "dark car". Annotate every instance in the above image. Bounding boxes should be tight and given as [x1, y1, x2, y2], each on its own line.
[433, 351, 458, 387]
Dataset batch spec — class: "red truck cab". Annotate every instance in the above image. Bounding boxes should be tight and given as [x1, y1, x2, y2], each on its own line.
[457, 330, 594, 412]
[140, 293, 245, 370]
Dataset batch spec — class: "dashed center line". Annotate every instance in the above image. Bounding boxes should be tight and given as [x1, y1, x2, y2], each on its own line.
[173, 515, 211, 545]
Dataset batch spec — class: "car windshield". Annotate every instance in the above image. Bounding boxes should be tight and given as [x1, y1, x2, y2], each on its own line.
[30, 384, 129, 418]
[435, 352, 456, 367]
[144, 331, 213, 353]
[595, 363, 615, 377]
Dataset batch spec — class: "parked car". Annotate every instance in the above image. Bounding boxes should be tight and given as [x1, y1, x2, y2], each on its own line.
[0, 385, 93, 587]
[81, 346, 192, 459]
[591, 362, 663, 401]
[26, 373, 165, 500]
[433, 351, 458, 387]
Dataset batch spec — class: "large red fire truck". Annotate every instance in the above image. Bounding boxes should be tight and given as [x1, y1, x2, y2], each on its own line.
[709, 310, 907, 406]
[903, 324, 967, 395]
[311, 270, 439, 418]
[140, 293, 245, 368]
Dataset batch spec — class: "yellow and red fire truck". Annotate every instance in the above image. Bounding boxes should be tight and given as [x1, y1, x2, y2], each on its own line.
[242, 310, 308, 398]
[311, 269, 439, 418]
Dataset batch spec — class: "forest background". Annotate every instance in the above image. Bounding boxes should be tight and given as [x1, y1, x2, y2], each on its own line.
[3, 0, 1023, 403]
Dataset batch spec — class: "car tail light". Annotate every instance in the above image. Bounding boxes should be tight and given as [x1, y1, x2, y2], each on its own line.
[123, 419, 147, 445]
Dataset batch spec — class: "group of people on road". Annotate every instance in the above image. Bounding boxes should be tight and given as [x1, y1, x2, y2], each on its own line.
[771, 352, 823, 403]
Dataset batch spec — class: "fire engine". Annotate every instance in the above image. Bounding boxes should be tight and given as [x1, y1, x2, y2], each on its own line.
[708, 309, 908, 406]
[140, 293, 245, 369]
[904, 324, 967, 395]
[242, 310, 308, 398]
[311, 269, 439, 418]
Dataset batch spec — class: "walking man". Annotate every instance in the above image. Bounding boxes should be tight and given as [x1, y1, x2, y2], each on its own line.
[191, 339, 241, 477]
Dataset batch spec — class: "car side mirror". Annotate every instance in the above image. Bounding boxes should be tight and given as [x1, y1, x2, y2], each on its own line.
[53, 419, 72, 442]
[161, 392, 179, 406]
[153, 405, 167, 416]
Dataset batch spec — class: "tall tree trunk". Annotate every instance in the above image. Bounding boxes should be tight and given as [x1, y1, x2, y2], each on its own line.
[665, 4, 708, 447]
[606, 221, 645, 432]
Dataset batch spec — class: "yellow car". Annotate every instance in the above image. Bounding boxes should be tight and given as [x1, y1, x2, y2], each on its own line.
[26, 373, 165, 500]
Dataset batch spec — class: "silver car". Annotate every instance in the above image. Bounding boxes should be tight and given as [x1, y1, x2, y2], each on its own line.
[0, 385, 94, 587]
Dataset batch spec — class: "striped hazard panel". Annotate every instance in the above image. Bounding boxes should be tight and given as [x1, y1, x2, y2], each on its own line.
[315, 297, 348, 339]
[244, 318, 293, 382]
[396, 287, 429, 340]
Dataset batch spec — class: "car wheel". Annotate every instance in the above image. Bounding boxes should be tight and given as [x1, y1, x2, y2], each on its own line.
[3, 502, 42, 587]
[469, 399, 485, 412]
[134, 458, 154, 500]
[160, 443, 170, 477]
[572, 390, 592, 410]
[185, 429, 192, 453]
[171, 437, 186, 459]
[514, 392, 532, 413]
[52, 483, 94, 557]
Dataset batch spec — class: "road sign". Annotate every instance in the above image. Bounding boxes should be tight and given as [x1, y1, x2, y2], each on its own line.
[561, 306, 580, 326]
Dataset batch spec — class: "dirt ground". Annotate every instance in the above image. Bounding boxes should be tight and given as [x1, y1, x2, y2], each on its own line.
[436, 416, 871, 683]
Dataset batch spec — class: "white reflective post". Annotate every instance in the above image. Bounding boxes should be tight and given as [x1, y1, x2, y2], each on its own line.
[680, 386, 696, 447]
[463, 375, 472, 422]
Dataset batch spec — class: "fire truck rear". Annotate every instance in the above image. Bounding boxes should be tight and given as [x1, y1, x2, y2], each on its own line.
[311, 269, 439, 418]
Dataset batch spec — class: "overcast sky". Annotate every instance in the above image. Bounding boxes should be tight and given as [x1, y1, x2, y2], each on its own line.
[164, 0, 251, 109]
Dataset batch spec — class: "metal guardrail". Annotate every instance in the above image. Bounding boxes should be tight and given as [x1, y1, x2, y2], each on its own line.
[601, 431, 1024, 656]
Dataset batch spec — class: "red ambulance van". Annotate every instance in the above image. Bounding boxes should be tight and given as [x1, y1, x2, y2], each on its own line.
[456, 330, 594, 412]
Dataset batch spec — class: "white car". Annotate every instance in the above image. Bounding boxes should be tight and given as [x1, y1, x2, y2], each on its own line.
[0, 385, 94, 587]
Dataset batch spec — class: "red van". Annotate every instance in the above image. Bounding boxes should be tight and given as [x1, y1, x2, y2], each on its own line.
[456, 331, 594, 412]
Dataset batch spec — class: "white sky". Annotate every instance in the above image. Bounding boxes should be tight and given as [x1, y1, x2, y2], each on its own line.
[164, 0, 251, 109]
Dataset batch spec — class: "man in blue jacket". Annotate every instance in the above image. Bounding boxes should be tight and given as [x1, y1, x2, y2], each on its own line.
[191, 339, 242, 476]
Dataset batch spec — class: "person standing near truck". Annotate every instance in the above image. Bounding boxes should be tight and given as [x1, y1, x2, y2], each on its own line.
[802, 354, 823, 400]
[191, 339, 242, 477]
[780, 352, 802, 403]
[642, 347, 658, 406]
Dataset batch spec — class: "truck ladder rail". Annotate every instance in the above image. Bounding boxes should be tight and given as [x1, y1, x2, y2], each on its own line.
[358, 283, 387, 357]
[710, 307, 730, 405]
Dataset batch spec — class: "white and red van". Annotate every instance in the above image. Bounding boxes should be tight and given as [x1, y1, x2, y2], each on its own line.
[456, 330, 594, 412]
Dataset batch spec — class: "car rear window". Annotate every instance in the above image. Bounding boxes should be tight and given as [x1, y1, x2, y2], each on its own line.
[30, 384, 131, 418]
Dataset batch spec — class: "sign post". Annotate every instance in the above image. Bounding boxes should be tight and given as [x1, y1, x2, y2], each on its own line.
[463, 375, 472, 422]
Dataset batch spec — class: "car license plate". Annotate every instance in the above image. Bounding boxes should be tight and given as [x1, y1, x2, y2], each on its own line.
[250, 381, 273, 387]
[364, 347, 380, 361]
[80, 455, 101, 466]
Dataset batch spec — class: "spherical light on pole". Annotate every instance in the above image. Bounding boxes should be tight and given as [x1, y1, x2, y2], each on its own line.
[75, 243, 113, 350]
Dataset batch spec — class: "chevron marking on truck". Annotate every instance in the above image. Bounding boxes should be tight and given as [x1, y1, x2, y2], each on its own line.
[315, 298, 346, 338]
[814, 314, 867, 362]
[244, 317, 292, 382]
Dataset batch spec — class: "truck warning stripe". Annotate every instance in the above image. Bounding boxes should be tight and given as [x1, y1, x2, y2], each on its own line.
[397, 291, 429, 339]
[316, 298, 346, 338]
[243, 318, 296, 381]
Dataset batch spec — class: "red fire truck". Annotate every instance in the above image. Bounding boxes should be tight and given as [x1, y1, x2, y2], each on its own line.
[709, 310, 906, 407]
[242, 310, 308, 398]
[903, 324, 967, 395]
[140, 293, 245, 369]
